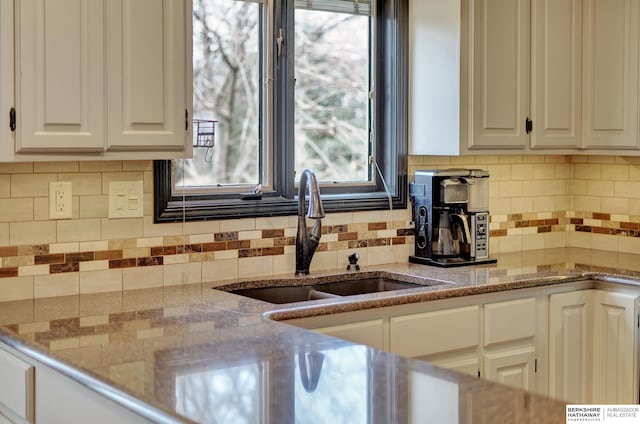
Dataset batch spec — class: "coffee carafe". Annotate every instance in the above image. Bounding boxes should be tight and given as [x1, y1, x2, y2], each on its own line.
[409, 169, 496, 267]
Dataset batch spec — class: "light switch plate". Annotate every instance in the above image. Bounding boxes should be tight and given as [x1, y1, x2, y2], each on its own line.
[108, 181, 144, 219]
[49, 182, 72, 219]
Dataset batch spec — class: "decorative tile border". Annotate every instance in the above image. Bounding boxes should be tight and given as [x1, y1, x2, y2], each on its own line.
[0, 222, 415, 279]
[490, 212, 567, 237]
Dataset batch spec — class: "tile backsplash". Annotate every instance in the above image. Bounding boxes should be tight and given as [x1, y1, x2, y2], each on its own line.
[0, 155, 639, 301]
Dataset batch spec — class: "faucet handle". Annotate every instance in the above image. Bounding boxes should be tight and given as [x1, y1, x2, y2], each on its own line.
[347, 252, 360, 271]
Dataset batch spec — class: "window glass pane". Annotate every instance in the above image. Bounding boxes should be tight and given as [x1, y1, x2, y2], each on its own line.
[175, 0, 262, 188]
[294, 8, 371, 183]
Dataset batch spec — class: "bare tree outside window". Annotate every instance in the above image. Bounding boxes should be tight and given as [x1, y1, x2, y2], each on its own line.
[177, 0, 261, 188]
[175, 0, 371, 190]
[295, 10, 370, 183]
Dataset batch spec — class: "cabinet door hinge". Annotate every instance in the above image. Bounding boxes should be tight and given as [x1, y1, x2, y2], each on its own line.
[525, 117, 533, 134]
[185, 109, 189, 132]
[637, 313, 639, 328]
[477, 369, 481, 379]
[534, 358, 538, 373]
[9, 107, 16, 132]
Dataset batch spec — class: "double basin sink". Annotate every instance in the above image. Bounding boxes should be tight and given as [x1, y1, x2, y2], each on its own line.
[220, 275, 441, 304]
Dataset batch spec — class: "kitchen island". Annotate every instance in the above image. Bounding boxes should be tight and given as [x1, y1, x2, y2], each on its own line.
[1, 247, 639, 423]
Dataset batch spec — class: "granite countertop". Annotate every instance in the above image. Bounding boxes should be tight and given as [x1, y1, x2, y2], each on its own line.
[1, 247, 640, 423]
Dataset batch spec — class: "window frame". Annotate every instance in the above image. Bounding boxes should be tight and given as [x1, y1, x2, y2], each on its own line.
[154, 0, 408, 223]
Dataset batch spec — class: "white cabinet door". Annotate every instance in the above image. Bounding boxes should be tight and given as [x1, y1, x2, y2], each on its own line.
[390, 305, 480, 376]
[0, 345, 34, 423]
[548, 290, 594, 403]
[483, 347, 536, 392]
[582, 0, 640, 149]
[36, 365, 152, 424]
[316, 320, 386, 351]
[592, 291, 639, 404]
[467, 0, 530, 150]
[15, 0, 105, 152]
[530, 0, 582, 149]
[106, 0, 190, 152]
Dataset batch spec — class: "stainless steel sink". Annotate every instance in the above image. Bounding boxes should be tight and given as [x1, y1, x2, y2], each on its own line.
[221, 276, 428, 304]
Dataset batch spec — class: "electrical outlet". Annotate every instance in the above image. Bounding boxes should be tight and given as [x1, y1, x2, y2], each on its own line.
[49, 182, 72, 219]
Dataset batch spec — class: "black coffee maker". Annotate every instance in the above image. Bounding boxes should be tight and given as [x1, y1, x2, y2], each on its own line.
[409, 169, 497, 267]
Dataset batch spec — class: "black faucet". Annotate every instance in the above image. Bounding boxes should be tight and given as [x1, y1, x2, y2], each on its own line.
[295, 169, 325, 275]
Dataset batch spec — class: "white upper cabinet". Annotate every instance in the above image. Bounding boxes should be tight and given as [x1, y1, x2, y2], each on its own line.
[530, 0, 582, 149]
[467, 0, 530, 150]
[3, 0, 192, 161]
[409, 0, 640, 155]
[581, 0, 639, 149]
[106, 0, 188, 151]
[15, 0, 105, 152]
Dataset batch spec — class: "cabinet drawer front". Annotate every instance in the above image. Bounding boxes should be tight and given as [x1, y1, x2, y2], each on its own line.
[484, 297, 535, 347]
[390, 305, 479, 358]
[317, 320, 385, 351]
[0, 347, 34, 422]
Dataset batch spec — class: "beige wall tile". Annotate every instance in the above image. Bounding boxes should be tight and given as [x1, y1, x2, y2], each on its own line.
[80, 240, 109, 251]
[0, 163, 34, 174]
[486, 164, 511, 181]
[0, 276, 33, 301]
[618, 236, 640, 254]
[10, 221, 57, 245]
[164, 262, 201, 286]
[239, 230, 262, 241]
[322, 212, 353, 226]
[614, 181, 640, 199]
[122, 266, 163, 290]
[122, 161, 153, 171]
[0, 175, 9, 198]
[586, 181, 614, 197]
[238, 256, 274, 279]
[79, 260, 109, 272]
[202, 259, 238, 282]
[11, 173, 57, 197]
[80, 269, 123, 294]
[79, 195, 109, 218]
[35, 273, 79, 298]
[573, 164, 601, 180]
[368, 246, 396, 266]
[591, 234, 618, 252]
[256, 216, 291, 230]
[499, 181, 523, 198]
[49, 242, 80, 254]
[499, 235, 522, 253]
[511, 164, 534, 180]
[183, 220, 220, 235]
[272, 253, 295, 275]
[420, 156, 451, 166]
[102, 217, 143, 240]
[19, 264, 50, 276]
[308, 251, 338, 272]
[573, 196, 601, 212]
[33, 197, 49, 221]
[215, 250, 238, 260]
[532, 196, 556, 212]
[136, 237, 163, 248]
[510, 197, 533, 213]
[79, 161, 122, 172]
[142, 217, 183, 237]
[0, 198, 33, 222]
[602, 164, 629, 181]
[57, 219, 101, 243]
[354, 210, 389, 224]
[33, 162, 79, 173]
[522, 234, 545, 250]
[219, 218, 255, 232]
[57, 173, 102, 195]
[0, 223, 8, 245]
[602, 198, 629, 215]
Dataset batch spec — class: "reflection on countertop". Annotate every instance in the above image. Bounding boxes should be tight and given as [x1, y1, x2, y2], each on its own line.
[2, 247, 638, 423]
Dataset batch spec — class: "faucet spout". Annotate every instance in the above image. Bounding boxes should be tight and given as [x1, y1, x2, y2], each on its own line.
[295, 169, 325, 275]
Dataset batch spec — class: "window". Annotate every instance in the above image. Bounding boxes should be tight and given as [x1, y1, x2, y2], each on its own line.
[154, 0, 408, 222]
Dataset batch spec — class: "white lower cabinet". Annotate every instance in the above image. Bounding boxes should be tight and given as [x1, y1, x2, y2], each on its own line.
[315, 319, 386, 351]
[0, 341, 151, 424]
[390, 305, 481, 377]
[288, 283, 640, 404]
[0, 344, 34, 423]
[548, 289, 639, 404]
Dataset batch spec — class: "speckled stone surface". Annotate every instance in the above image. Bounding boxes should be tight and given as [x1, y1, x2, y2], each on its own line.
[1, 247, 639, 423]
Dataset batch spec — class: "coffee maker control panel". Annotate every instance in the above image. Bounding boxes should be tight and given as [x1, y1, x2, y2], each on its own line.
[473, 213, 489, 259]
